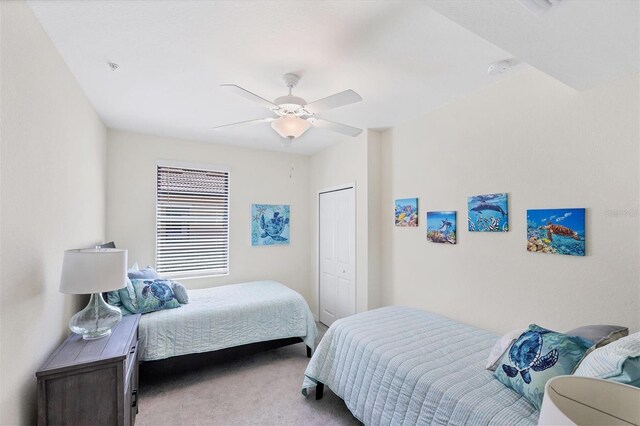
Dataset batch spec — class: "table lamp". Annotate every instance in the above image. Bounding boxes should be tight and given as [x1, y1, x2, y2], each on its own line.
[60, 248, 127, 340]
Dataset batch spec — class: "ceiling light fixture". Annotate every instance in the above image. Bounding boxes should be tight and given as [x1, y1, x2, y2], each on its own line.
[517, 0, 562, 16]
[270, 115, 311, 141]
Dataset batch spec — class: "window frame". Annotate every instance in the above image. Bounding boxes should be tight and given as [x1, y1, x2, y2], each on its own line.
[155, 160, 231, 279]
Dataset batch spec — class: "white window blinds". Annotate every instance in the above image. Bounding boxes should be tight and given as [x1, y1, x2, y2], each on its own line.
[156, 163, 230, 277]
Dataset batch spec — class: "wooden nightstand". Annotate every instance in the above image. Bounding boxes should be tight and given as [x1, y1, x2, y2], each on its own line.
[36, 314, 141, 426]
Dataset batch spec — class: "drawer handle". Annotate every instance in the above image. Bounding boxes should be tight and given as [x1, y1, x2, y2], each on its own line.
[132, 389, 138, 407]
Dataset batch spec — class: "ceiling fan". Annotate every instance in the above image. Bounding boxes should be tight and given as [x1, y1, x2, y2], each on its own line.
[214, 73, 363, 144]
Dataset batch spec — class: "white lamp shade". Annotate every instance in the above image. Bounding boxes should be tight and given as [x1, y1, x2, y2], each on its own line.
[271, 116, 311, 139]
[60, 248, 128, 294]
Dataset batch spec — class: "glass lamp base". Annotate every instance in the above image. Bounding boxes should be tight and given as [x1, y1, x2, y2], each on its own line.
[69, 293, 122, 340]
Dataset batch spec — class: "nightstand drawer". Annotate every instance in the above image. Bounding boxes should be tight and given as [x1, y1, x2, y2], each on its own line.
[125, 327, 138, 378]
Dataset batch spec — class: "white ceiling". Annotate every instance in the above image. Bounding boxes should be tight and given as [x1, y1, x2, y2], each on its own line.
[27, 1, 639, 155]
[424, 0, 640, 91]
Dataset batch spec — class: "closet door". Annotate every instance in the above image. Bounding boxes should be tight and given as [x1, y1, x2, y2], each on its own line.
[319, 187, 356, 327]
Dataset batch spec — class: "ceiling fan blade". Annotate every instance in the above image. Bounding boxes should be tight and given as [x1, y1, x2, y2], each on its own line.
[304, 89, 362, 114]
[212, 117, 275, 130]
[220, 84, 279, 110]
[309, 118, 363, 137]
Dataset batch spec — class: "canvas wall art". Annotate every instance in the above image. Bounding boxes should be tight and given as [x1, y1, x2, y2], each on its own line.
[395, 198, 418, 227]
[427, 211, 457, 244]
[526, 208, 585, 256]
[468, 193, 508, 232]
[251, 204, 290, 246]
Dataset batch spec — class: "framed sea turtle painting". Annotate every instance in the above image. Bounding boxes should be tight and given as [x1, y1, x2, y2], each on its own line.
[526, 208, 585, 256]
[426, 211, 456, 244]
[468, 193, 508, 232]
[251, 204, 290, 246]
[395, 198, 418, 227]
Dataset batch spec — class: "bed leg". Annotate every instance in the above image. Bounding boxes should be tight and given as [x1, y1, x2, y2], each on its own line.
[316, 383, 324, 400]
[306, 345, 312, 358]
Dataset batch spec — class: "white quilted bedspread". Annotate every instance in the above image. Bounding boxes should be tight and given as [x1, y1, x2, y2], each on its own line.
[138, 280, 317, 361]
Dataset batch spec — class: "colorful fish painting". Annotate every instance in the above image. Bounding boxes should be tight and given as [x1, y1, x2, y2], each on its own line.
[395, 198, 418, 227]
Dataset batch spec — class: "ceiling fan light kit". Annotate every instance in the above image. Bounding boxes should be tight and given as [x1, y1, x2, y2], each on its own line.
[215, 73, 363, 144]
[271, 115, 311, 140]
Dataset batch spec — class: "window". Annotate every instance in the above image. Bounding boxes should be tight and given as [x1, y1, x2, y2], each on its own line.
[156, 162, 230, 277]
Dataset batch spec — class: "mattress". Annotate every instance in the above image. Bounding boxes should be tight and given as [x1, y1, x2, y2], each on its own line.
[138, 280, 317, 361]
[302, 306, 539, 426]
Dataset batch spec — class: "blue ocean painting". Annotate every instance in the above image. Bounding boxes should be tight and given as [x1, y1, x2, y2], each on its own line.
[395, 198, 418, 227]
[427, 211, 456, 244]
[468, 193, 508, 232]
[526, 208, 585, 256]
[251, 204, 290, 246]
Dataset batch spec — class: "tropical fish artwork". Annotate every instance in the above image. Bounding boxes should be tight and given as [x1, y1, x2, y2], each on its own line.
[251, 204, 290, 246]
[395, 198, 419, 227]
[468, 193, 508, 232]
[526, 208, 585, 256]
[427, 211, 456, 244]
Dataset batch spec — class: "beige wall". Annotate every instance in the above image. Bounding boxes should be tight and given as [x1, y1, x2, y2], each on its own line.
[380, 69, 640, 334]
[106, 129, 312, 301]
[0, 2, 107, 424]
[367, 130, 383, 309]
[309, 131, 381, 316]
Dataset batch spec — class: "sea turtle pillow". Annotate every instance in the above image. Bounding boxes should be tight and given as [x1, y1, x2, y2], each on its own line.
[127, 279, 181, 314]
[494, 324, 592, 410]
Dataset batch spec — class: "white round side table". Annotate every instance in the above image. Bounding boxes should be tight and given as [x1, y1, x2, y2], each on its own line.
[538, 375, 640, 425]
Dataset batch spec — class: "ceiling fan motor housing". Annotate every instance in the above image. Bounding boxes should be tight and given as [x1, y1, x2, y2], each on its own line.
[273, 95, 308, 116]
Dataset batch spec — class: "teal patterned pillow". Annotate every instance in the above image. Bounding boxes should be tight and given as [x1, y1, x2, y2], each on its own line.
[494, 324, 592, 409]
[106, 290, 122, 307]
[118, 304, 134, 317]
[129, 279, 181, 314]
[118, 278, 138, 313]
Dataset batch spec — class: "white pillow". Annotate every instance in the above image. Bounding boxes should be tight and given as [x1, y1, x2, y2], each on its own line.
[573, 332, 640, 385]
[171, 281, 189, 304]
[486, 328, 526, 371]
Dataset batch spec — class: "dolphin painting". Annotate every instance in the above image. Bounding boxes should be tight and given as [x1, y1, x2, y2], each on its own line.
[470, 201, 506, 217]
[439, 219, 452, 232]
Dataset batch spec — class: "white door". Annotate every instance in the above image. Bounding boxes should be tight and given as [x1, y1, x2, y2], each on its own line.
[319, 187, 356, 327]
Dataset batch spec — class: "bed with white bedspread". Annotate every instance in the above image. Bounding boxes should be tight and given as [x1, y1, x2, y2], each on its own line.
[138, 280, 317, 361]
[302, 306, 539, 426]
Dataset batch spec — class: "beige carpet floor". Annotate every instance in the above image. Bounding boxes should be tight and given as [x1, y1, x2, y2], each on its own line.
[136, 323, 361, 426]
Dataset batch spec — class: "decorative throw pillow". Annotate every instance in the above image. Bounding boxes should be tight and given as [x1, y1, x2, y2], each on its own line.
[486, 328, 527, 371]
[118, 304, 134, 317]
[128, 265, 160, 280]
[106, 290, 122, 307]
[574, 332, 640, 386]
[494, 324, 592, 409]
[129, 279, 181, 314]
[118, 278, 138, 313]
[566, 325, 629, 348]
[171, 281, 189, 304]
